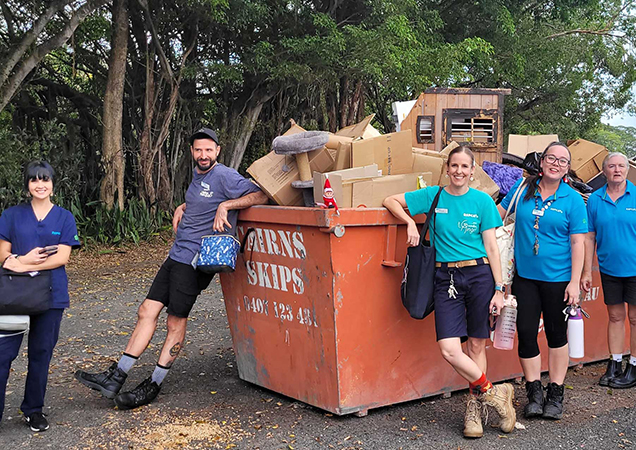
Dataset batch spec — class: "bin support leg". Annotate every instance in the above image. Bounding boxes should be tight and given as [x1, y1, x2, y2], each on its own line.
[354, 409, 369, 418]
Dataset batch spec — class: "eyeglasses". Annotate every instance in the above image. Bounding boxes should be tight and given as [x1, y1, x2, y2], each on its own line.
[543, 154, 570, 167]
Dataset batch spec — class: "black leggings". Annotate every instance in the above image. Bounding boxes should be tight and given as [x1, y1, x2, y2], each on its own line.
[511, 274, 569, 359]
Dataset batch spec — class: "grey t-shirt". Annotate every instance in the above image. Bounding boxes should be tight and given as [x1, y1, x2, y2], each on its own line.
[168, 164, 261, 265]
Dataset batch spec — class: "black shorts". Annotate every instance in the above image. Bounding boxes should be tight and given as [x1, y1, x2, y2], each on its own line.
[147, 258, 215, 318]
[433, 262, 494, 342]
[600, 272, 636, 306]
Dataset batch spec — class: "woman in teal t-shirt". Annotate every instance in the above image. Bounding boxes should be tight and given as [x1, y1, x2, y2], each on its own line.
[384, 146, 514, 439]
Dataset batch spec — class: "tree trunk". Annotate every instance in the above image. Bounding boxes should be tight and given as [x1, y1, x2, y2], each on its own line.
[138, 51, 157, 207]
[99, 0, 129, 210]
[220, 86, 276, 169]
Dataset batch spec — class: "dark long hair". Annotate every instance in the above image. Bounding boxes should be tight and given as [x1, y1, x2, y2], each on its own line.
[24, 160, 55, 192]
[523, 142, 570, 201]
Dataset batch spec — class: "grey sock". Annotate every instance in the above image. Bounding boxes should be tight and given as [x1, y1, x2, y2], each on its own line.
[117, 353, 138, 374]
[151, 364, 170, 385]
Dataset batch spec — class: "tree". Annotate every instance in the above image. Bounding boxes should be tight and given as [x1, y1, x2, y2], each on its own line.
[100, 0, 128, 211]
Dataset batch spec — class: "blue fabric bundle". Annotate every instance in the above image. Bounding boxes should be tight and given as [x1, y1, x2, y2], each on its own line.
[482, 161, 523, 196]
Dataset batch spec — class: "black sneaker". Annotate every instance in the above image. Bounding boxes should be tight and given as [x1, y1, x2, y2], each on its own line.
[524, 380, 544, 418]
[75, 362, 128, 399]
[600, 359, 623, 386]
[609, 363, 636, 389]
[114, 377, 161, 410]
[542, 382, 564, 420]
[25, 412, 49, 432]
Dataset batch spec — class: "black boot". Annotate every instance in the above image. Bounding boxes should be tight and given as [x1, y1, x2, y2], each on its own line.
[75, 362, 128, 399]
[599, 359, 623, 386]
[609, 363, 636, 389]
[542, 382, 564, 420]
[114, 377, 161, 410]
[524, 380, 544, 418]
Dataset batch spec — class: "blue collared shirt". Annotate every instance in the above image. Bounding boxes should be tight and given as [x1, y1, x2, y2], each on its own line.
[501, 179, 588, 282]
[587, 181, 636, 277]
[0, 204, 81, 309]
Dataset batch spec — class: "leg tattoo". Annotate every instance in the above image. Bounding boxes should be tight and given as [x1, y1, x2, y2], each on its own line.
[169, 342, 182, 358]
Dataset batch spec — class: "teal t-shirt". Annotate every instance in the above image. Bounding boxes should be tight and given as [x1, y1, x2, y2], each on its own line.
[404, 186, 503, 263]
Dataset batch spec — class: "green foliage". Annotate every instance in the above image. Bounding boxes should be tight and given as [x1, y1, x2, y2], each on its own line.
[65, 194, 170, 246]
[586, 124, 636, 158]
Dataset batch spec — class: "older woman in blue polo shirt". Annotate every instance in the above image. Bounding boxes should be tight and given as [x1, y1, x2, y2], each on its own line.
[0, 161, 80, 432]
[498, 142, 587, 421]
[582, 152, 636, 389]
[384, 146, 515, 439]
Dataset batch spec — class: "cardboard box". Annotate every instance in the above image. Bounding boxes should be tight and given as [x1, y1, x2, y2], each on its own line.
[507, 134, 559, 158]
[351, 131, 413, 175]
[326, 133, 354, 150]
[412, 152, 445, 186]
[336, 114, 381, 139]
[350, 172, 433, 208]
[412, 147, 447, 159]
[568, 139, 608, 183]
[627, 161, 636, 185]
[312, 165, 379, 207]
[333, 141, 352, 171]
[248, 147, 335, 206]
[469, 165, 500, 200]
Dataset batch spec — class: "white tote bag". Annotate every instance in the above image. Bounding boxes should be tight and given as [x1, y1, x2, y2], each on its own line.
[496, 180, 526, 286]
[0, 315, 30, 338]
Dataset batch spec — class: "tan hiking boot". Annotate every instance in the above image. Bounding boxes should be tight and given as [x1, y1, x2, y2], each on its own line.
[463, 395, 483, 438]
[478, 383, 516, 433]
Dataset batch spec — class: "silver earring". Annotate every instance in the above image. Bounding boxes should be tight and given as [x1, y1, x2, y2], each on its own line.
[445, 174, 449, 178]
[470, 176, 474, 181]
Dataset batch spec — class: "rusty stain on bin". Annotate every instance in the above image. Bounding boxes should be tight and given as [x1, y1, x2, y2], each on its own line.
[220, 205, 616, 416]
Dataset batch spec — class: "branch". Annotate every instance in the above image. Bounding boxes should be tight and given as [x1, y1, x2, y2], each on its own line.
[0, 0, 109, 113]
[0, 0, 16, 41]
[0, 0, 69, 89]
[546, 2, 631, 40]
[137, 0, 174, 82]
[546, 29, 624, 39]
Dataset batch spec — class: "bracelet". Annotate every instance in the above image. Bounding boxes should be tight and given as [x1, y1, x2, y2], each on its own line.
[2, 254, 17, 265]
[494, 284, 504, 292]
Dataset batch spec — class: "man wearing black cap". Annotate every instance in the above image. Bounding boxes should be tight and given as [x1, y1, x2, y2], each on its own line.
[75, 128, 268, 409]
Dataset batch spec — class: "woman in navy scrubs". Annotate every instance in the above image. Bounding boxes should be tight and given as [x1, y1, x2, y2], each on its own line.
[0, 161, 80, 432]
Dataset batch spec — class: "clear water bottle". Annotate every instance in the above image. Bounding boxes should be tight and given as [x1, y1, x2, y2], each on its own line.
[568, 309, 585, 359]
[493, 296, 518, 350]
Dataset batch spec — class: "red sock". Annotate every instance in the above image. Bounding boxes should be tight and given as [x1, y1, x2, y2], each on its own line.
[469, 373, 492, 394]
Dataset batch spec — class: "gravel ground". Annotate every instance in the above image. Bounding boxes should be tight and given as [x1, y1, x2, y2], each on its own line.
[0, 242, 635, 450]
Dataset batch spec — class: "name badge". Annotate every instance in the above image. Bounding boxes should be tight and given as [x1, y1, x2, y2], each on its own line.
[435, 208, 448, 214]
[532, 209, 544, 217]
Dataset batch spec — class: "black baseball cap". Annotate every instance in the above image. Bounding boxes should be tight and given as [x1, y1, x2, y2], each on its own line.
[190, 127, 219, 145]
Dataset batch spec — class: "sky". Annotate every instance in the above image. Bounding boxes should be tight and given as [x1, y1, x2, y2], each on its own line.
[605, 111, 636, 128]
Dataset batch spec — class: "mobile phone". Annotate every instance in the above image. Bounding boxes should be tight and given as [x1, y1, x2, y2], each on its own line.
[39, 245, 59, 255]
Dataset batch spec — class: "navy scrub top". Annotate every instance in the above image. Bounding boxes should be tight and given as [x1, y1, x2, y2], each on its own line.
[0, 203, 81, 309]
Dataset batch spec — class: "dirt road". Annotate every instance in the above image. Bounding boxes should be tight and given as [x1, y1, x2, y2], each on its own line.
[0, 243, 634, 449]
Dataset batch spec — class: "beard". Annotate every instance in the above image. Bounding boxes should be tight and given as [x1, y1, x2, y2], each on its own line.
[196, 157, 216, 172]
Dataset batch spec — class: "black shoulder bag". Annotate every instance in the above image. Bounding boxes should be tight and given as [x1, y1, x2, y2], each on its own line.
[0, 268, 52, 315]
[400, 187, 443, 320]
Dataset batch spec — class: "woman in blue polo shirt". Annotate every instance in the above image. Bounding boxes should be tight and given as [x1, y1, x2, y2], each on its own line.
[384, 146, 515, 439]
[0, 161, 80, 432]
[582, 152, 636, 389]
[498, 142, 587, 421]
